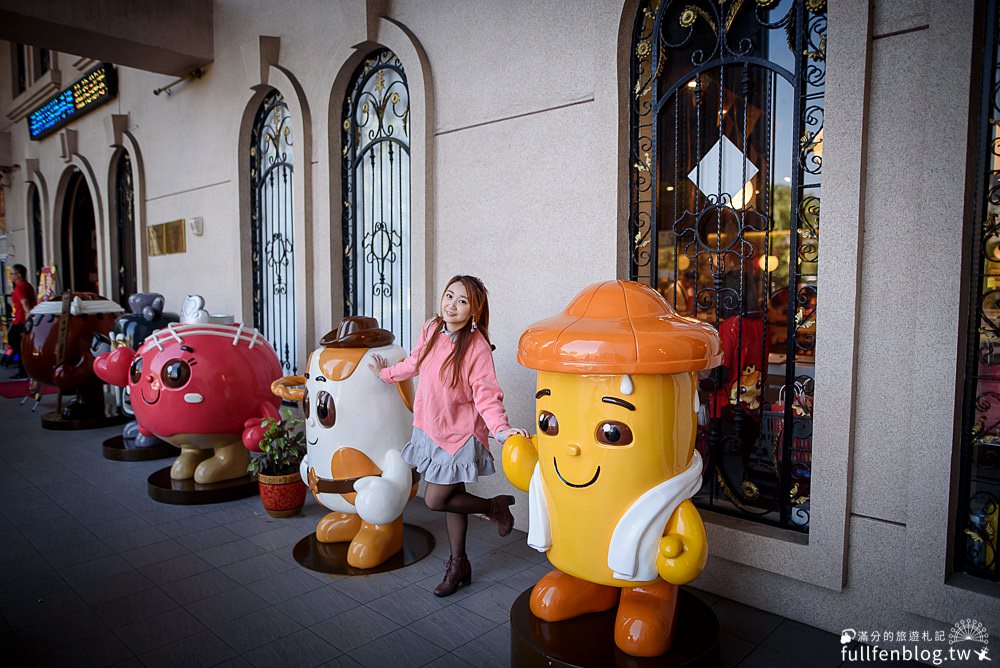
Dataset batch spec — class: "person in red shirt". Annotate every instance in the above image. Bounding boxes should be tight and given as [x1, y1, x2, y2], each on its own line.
[9, 264, 37, 379]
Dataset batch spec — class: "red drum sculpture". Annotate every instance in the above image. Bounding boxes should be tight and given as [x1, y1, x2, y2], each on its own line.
[22, 292, 124, 428]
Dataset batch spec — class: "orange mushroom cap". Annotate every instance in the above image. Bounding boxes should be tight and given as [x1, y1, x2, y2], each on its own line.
[517, 280, 722, 375]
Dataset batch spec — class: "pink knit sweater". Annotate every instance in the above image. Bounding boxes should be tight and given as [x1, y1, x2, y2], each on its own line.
[379, 320, 513, 455]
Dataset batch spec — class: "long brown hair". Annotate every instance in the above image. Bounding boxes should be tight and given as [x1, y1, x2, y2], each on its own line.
[416, 275, 492, 387]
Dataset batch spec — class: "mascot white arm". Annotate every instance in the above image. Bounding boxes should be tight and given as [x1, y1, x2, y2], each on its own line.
[353, 449, 412, 525]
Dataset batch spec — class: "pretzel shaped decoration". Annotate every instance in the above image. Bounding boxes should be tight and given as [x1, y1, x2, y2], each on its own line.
[271, 375, 306, 402]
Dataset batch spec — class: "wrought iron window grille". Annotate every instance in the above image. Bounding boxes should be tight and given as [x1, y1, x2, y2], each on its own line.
[114, 151, 137, 308]
[250, 89, 298, 374]
[629, 0, 825, 532]
[30, 184, 44, 276]
[957, 0, 1000, 582]
[342, 48, 412, 350]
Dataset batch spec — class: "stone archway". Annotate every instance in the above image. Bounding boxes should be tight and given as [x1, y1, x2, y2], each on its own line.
[61, 168, 99, 293]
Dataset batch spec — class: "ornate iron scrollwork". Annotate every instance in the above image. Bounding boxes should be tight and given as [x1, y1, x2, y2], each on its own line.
[957, 0, 1000, 583]
[629, 0, 825, 531]
[342, 49, 412, 349]
[250, 90, 297, 373]
[114, 151, 137, 308]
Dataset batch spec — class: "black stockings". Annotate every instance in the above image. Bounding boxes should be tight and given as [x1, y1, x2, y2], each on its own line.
[424, 482, 491, 558]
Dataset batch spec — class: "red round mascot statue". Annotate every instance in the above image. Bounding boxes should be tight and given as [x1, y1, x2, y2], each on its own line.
[94, 296, 283, 490]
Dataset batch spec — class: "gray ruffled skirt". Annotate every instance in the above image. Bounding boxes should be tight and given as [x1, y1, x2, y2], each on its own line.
[402, 427, 497, 484]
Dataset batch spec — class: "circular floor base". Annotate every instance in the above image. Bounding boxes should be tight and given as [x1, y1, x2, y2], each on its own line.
[147, 466, 258, 505]
[42, 410, 129, 431]
[102, 435, 177, 461]
[510, 587, 719, 667]
[292, 524, 435, 576]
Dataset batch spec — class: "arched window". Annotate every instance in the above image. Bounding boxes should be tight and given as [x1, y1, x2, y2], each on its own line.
[958, 0, 1000, 581]
[61, 168, 99, 294]
[342, 49, 412, 349]
[113, 150, 137, 306]
[250, 89, 297, 373]
[629, 0, 826, 531]
[28, 183, 43, 277]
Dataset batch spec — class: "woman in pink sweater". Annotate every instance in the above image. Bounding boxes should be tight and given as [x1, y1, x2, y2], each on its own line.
[369, 275, 527, 596]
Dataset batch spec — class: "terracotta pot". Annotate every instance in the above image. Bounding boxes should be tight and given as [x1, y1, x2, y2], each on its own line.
[257, 472, 307, 518]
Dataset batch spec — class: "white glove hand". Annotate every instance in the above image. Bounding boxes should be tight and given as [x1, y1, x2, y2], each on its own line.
[299, 454, 310, 486]
[352, 450, 411, 525]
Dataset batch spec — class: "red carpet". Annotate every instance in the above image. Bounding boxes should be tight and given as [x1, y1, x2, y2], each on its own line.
[0, 380, 59, 399]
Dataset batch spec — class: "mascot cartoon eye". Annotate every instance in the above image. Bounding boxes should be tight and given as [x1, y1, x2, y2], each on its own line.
[130, 356, 143, 383]
[161, 359, 191, 389]
[302, 388, 311, 419]
[538, 411, 559, 436]
[316, 391, 336, 428]
[596, 421, 633, 446]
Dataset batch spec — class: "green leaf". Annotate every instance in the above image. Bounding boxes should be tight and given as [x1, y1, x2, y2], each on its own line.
[251, 411, 307, 475]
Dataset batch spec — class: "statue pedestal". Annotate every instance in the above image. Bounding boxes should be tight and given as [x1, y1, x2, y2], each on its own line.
[146, 466, 258, 505]
[292, 524, 434, 576]
[510, 587, 719, 667]
[41, 409, 128, 431]
[102, 435, 177, 461]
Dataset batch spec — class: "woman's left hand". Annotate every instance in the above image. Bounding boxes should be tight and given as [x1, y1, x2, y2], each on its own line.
[505, 428, 529, 439]
[368, 353, 389, 376]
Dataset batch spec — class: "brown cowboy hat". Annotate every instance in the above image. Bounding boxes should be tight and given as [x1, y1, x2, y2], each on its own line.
[319, 316, 395, 348]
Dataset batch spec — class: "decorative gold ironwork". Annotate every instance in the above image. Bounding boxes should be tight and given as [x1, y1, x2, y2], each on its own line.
[342, 48, 412, 349]
[680, 0, 795, 36]
[249, 89, 297, 374]
[725, 0, 746, 31]
[634, 55, 664, 99]
[955, 9, 1000, 586]
[805, 35, 827, 62]
[630, 0, 825, 531]
[679, 5, 716, 32]
[716, 470, 751, 511]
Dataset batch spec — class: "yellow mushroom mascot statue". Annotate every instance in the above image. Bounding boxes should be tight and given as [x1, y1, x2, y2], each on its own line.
[265, 317, 416, 569]
[503, 280, 721, 658]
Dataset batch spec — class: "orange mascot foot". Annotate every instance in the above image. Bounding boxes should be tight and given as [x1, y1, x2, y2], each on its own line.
[614, 580, 678, 657]
[347, 517, 404, 569]
[529, 569, 619, 622]
[315, 512, 363, 543]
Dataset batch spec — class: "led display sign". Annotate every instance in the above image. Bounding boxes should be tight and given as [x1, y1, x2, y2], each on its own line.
[28, 64, 118, 141]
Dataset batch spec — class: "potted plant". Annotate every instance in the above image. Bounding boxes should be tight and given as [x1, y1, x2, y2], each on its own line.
[245, 410, 308, 517]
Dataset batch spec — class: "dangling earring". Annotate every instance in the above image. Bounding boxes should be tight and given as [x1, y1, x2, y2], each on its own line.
[471, 320, 478, 332]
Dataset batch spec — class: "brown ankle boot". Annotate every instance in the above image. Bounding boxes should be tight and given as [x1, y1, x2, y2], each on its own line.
[433, 555, 472, 597]
[486, 495, 515, 537]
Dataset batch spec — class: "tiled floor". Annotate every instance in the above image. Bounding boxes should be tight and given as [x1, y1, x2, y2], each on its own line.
[0, 390, 905, 667]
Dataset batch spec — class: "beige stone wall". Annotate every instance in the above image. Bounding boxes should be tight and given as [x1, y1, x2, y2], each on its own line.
[0, 0, 997, 640]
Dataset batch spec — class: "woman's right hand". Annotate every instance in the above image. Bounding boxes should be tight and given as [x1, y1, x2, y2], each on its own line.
[368, 353, 389, 376]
